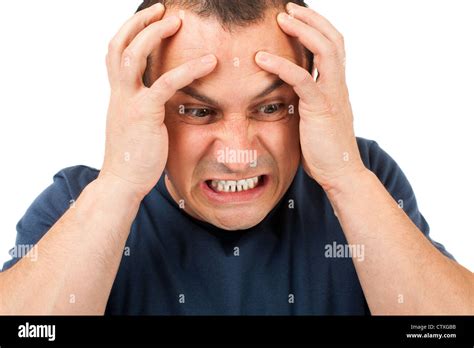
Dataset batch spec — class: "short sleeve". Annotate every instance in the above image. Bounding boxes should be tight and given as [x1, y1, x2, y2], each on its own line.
[1, 166, 99, 271]
[357, 138, 455, 260]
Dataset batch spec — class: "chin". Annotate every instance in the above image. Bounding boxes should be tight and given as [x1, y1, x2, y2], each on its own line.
[206, 207, 269, 231]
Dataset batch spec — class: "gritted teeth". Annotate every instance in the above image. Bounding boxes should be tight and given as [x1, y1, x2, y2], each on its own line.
[209, 176, 261, 193]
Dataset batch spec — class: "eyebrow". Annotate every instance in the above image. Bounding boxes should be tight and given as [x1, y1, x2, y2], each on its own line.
[177, 78, 288, 107]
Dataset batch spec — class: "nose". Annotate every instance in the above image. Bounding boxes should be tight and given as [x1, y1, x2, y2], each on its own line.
[214, 116, 258, 173]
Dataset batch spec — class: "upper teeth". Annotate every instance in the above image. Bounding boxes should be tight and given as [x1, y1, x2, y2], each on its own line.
[211, 176, 260, 193]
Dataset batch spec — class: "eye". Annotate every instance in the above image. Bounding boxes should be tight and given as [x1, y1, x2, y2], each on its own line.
[251, 102, 290, 122]
[258, 103, 284, 115]
[184, 107, 215, 118]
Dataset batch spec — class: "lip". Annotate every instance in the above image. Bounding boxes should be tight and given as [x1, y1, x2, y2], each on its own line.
[200, 175, 269, 204]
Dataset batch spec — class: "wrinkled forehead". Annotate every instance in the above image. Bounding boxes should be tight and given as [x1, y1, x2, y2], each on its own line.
[153, 8, 305, 83]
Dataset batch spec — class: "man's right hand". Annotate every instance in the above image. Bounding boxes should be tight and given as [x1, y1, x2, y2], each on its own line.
[0, 3, 219, 315]
[100, 3, 217, 199]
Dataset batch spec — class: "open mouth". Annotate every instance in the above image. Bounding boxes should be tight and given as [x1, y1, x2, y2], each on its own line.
[201, 175, 268, 203]
[206, 175, 265, 193]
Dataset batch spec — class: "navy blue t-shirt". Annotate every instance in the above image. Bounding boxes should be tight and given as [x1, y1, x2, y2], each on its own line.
[1, 138, 453, 314]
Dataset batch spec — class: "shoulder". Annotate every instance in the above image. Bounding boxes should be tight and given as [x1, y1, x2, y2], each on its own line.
[356, 136, 391, 171]
[356, 137, 408, 192]
[22, 165, 100, 221]
[51, 165, 100, 198]
[1, 165, 100, 271]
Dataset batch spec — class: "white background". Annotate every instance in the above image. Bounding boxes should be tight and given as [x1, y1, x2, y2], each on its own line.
[0, 0, 473, 270]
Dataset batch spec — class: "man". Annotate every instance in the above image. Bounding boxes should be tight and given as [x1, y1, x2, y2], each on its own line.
[0, 0, 472, 315]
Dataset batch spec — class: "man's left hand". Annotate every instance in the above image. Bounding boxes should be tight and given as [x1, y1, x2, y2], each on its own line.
[255, 2, 366, 190]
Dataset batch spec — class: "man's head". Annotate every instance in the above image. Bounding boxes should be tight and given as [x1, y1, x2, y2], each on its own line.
[137, 0, 312, 230]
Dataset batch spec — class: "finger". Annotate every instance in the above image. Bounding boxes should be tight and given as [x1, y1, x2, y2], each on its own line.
[276, 12, 342, 81]
[120, 16, 182, 95]
[255, 51, 322, 107]
[106, 3, 165, 87]
[144, 54, 218, 110]
[286, 2, 344, 47]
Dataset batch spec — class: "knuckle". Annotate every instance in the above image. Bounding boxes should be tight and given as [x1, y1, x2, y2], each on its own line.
[159, 73, 174, 90]
[144, 76, 170, 104]
[108, 38, 121, 54]
[297, 71, 314, 87]
[279, 66, 294, 76]
[105, 52, 115, 68]
[122, 48, 135, 60]
[325, 97, 341, 116]
[136, 10, 152, 26]
[118, 74, 128, 84]
[336, 33, 345, 46]
[309, 8, 319, 17]
[121, 49, 136, 68]
[323, 43, 339, 58]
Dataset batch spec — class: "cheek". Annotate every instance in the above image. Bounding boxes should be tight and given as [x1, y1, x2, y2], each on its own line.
[164, 117, 210, 184]
[258, 115, 300, 168]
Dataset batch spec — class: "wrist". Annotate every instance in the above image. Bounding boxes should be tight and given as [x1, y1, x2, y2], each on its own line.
[321, 167, 375, 200]
[94, 172, 147, 207]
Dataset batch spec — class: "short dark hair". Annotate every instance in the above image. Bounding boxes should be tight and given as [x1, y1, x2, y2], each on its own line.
[137, 0, 307, 28]
[136, 0, 314, 83]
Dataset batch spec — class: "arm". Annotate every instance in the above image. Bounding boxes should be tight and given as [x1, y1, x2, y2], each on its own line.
[255, 3, 473, 314]
[325, 168, 474, 314]
[0, 3, 217, 315]
[0, 176, 141, 315]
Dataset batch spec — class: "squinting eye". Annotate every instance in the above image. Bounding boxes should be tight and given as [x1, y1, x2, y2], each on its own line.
[258, 103, 284, 114]
[184, 108, 214, 118]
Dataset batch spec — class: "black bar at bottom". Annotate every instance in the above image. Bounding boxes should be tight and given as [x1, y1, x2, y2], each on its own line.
[0, 316, 472, 345]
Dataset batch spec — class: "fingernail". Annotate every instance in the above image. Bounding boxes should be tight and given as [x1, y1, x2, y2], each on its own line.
[287, 7, 296, 18]
[201, 54, 216, 64]
[166, 15, 181, 24]
[286, 2, 297, 11]
[278, 12, 291, 22]
[154, 3, 164, 11]
[256, 51, 269, 63]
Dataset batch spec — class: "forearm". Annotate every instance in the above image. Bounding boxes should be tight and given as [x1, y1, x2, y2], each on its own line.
[0, 176, 142, 315]
[324, 169, 474, 314]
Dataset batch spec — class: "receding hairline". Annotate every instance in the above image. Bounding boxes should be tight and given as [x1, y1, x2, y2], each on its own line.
[137, 0, 315, 84]
[136, 0, 307, 31]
